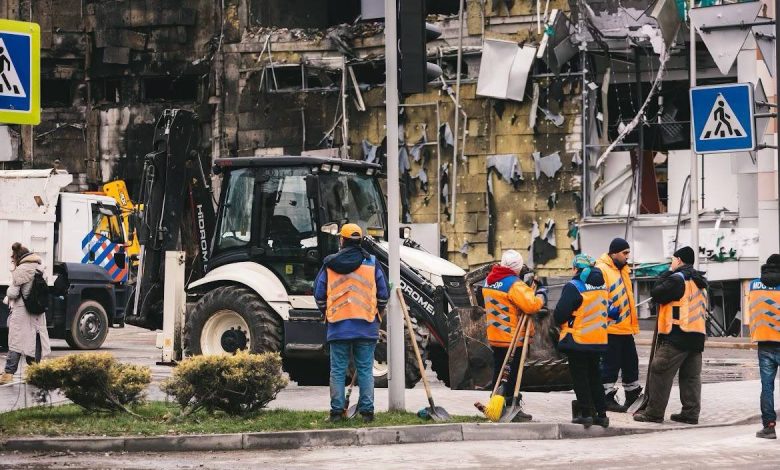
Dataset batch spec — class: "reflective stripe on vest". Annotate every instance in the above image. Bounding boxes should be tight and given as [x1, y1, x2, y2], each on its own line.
[658, 278, 706, 334]
[483, 282, 533, 347]
[559, 281, 609, 346]
[748, 281, 780, 342]
[605, 273, 633, 327]
[326, 263, 378, 323]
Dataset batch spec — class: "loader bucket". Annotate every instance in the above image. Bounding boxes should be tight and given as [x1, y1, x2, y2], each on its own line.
[446, 305, 494, 390]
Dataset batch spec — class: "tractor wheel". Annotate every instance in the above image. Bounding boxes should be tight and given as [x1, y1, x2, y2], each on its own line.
[65, 300, 109, 350]
[184, 285, 283, 356]
[428, 344, 451, 387]
[373, 315, 428, 389]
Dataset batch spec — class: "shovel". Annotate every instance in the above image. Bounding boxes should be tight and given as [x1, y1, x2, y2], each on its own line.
[344, 371, 359, 419]
[397, 288, 451, 422]
[500, 315, 533, 422]
[628, 315, 657, 415]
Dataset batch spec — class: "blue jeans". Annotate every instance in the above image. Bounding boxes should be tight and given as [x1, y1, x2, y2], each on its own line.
[329, 339, 376, 415]
[758, 343, 780, 426]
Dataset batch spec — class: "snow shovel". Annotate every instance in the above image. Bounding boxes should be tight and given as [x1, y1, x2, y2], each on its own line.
[628, 314, 658, 415]
[344, 371, 359, 419]
[500, 315, 532, 422]
[397, 288, 451, 422]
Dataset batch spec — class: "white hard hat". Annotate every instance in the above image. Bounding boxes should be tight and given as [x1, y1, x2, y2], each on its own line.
[500, 250, 524, 274]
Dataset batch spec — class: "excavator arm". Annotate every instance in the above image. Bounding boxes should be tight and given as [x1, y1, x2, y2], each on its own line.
[125, 109, 216, 330]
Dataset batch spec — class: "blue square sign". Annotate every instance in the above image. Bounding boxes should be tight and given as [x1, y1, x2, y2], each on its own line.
[0, 19, 39, 125]
[690, 83, 755, 154]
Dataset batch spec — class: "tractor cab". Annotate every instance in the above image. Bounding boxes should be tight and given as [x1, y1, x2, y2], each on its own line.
[210, 157, 386, 294]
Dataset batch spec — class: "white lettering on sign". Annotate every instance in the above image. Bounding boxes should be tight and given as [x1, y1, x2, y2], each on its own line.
[400, 279, 435, 315]
[196, 204, 208, 265]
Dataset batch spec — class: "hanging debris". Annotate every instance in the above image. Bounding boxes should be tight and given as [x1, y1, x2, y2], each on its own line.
[362, 139, 379, 163]
[533, 151, 563, 179]
[440, 163, 450, 218]
[530, 218, 558, 266]
[440, 122, 454, 148]
[547, 192, 558, 210]
[487, 154, 523, 190]
[476, 39, 536, 102]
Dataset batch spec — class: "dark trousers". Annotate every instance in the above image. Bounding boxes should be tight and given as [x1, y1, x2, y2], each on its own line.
[566, 351, 607, 415]
[4, 333, 41, 374]
[758, 343, 780, 426]
[645, 340, 702, 420]
[600, 334, 640, 392]
[492, 346, 521, 399]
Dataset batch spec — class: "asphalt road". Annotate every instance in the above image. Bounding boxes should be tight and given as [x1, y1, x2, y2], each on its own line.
[2, 424, 780, 469]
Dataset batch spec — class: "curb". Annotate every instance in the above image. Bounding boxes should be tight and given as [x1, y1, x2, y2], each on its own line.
[0, 423, 654, 453]
[635, 339, 756, 350]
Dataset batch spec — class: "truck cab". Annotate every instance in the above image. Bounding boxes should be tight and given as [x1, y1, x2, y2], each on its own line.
[0, 169, 128, 351]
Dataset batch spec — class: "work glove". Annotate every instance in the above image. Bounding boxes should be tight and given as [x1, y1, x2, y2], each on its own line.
[535, 287, 548, 305]
[608, 305, 621, 321]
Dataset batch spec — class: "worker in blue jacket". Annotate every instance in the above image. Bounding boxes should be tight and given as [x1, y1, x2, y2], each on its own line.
[314, 224, 389, 423]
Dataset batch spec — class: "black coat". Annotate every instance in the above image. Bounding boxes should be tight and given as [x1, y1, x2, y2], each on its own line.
[650, 265, 708, 352]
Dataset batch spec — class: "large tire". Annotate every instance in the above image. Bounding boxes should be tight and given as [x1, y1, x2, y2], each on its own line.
[428, 344, 450, 387]
[373, 315, 428, 389]
[65, 300, 109, 350]
[184, 285, 283, 356]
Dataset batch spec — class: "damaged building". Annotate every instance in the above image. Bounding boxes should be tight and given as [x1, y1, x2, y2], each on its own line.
[1, 0, 778, 335]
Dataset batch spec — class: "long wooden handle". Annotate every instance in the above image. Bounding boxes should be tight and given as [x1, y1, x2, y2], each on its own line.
[511, 315, 533, 400]
[397, 288, 434, 401]
[490, 314, 526, 397]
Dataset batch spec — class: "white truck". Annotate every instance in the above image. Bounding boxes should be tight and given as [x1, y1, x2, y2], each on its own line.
[0, 169, 130, 350]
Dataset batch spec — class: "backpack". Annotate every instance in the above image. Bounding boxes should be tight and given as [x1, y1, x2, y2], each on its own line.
[22, 270, 49, 315]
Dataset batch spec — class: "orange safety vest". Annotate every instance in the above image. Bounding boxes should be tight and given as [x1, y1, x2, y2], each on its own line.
[325, 259, 378, 323]
[658, 273, 706, 334]
[748, 279, 780, 343]
[559, 280, 609, 346]
[483, 276, 535, 348]
[596, 254, 638, 335]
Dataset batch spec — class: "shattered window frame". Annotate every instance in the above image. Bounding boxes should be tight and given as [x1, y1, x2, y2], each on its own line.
[263, 63, 341, 93]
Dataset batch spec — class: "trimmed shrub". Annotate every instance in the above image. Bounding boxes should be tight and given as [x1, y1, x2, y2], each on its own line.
[25, 353, 151, 413]
[161, 351, 288, 416]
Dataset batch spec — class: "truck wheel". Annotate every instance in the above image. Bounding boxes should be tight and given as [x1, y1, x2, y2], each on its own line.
[184, 285, 283, 356]
[65, 300, 109, 350]
[373, 315, 428, 389]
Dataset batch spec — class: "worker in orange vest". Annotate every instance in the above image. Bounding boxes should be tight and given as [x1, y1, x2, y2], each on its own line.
[483, 249, 546, 421]
[314, 224, 389, 423]
[596, 238, 641, 412]
[635, 246, 707, 424]
[555, 254, 610, 428]
[748, 254, 780, 439]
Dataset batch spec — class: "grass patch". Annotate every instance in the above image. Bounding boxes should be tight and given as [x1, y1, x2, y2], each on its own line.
[0, 402, 484, 437]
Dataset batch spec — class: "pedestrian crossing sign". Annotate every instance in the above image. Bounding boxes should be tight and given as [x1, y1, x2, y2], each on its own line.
[0, 19, 39, 125]
[690, 83, 754, 154]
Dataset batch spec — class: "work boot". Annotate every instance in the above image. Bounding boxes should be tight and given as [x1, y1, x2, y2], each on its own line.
[361, 411, 375, 423]
[670, 413, 698, 425]
[0, 373, 13, 385]
[757, 423, 776, 439]
[624, 387, 642, 409]
[571, 404, 593, 428]
[633, 412, 663, 423]
[570, 400, 579, 421]
[511, 407, 533, 422]
[593, 412, 610, 428]
[605, 390, 627, 413]
[328, 411, 344, 423]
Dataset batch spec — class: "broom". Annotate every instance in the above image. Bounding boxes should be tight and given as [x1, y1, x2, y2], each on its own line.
[481, 315, 529, 421]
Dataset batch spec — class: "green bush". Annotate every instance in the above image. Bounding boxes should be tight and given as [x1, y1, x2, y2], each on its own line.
[161, 351, 288, 416]
[25, 353, 151, 413]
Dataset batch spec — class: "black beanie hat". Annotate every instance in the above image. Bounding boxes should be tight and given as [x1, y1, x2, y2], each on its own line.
[767, 254, 780, 265]
[608, 238, 630, 254]
[673, 246, 695, 265]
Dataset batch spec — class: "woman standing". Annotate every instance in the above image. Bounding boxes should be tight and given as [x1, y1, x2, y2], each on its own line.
[0, 243, 51, 385]
[554, 254, 610, 428]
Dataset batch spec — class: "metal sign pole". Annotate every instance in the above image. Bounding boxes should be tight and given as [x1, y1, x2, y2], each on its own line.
[776, 0, 780, 252]
[385, 0, 405, 412]
[690, 4, 700, 269]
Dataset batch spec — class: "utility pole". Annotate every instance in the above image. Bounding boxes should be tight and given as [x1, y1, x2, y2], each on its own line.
[690, 3, 700, 269]
[385, 0, 404, 411]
